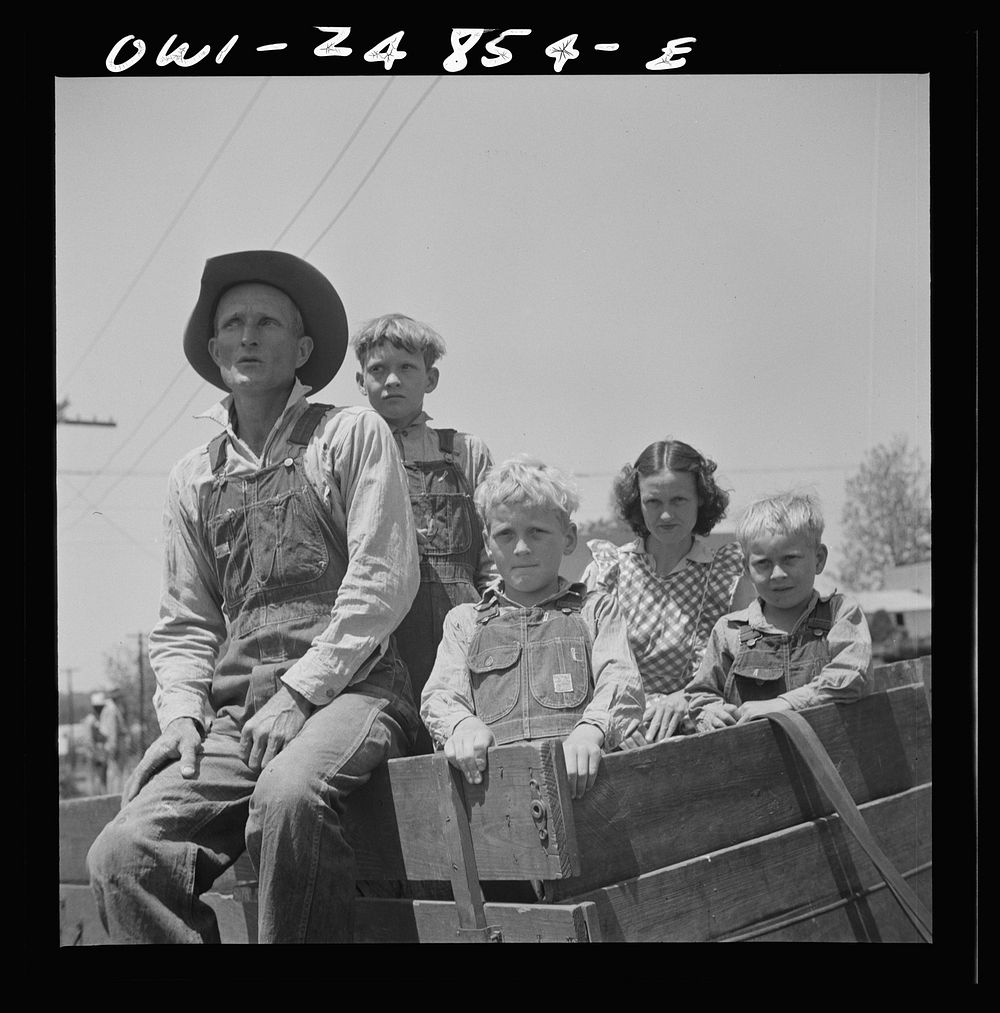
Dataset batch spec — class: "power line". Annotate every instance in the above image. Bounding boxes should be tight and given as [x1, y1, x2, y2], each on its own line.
[60, 380, 210, 531]
[59, 78, 273, 390]
[272, 77, 397, 249]
[58, 363, 193, 516]
[59, 78, 440, 540]
[303, 77, 442, 257]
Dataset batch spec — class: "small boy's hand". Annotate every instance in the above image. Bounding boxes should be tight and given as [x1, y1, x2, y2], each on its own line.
[562, 724, 605, 799]
[695, 702, 739, 733]
[444, 717, 495, 785]
[642, 690, 689, 741]
[736, 698, 792, 724]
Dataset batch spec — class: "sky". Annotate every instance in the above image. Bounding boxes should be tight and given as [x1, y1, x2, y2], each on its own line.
[54, 64, 931, 695]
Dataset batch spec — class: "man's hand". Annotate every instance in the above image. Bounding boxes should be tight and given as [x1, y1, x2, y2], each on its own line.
[121, 717, 203, 808]
[562, 724, 605, 799]
[239, 685, 314, 773]
[623, 690, 688, 743]
[736, 697, 792, 724]
[694, 702, 740, 733]
[444, 717, 495, 785]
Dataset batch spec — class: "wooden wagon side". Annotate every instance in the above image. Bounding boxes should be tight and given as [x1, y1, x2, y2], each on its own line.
[59, 658, 931, 944]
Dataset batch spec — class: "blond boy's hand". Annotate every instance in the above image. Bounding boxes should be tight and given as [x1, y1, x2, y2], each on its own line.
[695, 702, 740, 733]
[736, 698, 792, 724]
[562, 724, 605, 799]
[444, 716, 495, 785]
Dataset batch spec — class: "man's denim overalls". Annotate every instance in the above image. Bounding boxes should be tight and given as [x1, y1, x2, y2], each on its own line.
[466, 587, 595, 746]
[88, 402, 418, 944]
[393, 428, 484, 747]
[204, 402, 412, 725]
[726, 598, 834, 704]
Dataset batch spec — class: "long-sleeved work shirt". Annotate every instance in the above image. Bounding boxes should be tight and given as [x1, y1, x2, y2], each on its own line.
[149, 380, 419, 731]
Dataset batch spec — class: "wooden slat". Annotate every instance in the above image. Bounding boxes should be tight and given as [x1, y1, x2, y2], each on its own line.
[59, 794, 122, 883]
[568, 784, 930, 942]
[352, 897, 599, 943]
[545, 683, 930, 899]
[58, 882, 258, 945]
[741, 868, 933, 942]
[870, 656, 932, 716]
[347, 739, 578, 882]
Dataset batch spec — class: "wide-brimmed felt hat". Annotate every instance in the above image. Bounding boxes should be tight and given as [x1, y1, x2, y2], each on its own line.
[184, 250, 348, 392]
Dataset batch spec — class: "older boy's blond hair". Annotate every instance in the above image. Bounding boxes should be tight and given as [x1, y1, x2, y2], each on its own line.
[350, 313, 447, 369]
[475, 456, 580, 530]
[736, 490, 825, 551]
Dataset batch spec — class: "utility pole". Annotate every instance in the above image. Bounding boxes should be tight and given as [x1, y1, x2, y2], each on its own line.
[56, 398, 117, 427]
[63, 667, 78, 770]
[137, 632, 147, 754]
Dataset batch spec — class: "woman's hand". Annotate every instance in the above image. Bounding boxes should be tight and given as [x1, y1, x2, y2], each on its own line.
[625, 690, 689, 742]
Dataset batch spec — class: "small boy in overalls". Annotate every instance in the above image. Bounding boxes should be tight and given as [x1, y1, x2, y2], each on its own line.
[685, 491, 872, 730]
[353, 314, 498, 750]
[420, 457, 646, 798]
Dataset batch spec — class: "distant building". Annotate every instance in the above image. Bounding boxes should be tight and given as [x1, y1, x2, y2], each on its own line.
[881, 560, 931, 596]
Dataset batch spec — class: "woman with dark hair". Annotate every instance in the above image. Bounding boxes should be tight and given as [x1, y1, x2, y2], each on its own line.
[582, 439, 753, 741]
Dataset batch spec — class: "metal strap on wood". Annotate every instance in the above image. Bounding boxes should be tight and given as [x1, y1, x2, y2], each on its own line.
[763, 709, 933, 943]
[433, 753, 503, 942]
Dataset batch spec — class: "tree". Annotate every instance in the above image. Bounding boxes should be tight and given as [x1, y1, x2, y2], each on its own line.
[837, 435, 931, 591]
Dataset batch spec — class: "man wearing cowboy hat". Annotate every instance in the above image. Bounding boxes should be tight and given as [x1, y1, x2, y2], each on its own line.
[87, 251, 420, 943]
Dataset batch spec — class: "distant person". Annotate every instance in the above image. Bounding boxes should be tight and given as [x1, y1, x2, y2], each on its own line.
[353, 313, 498, 751]
[583, 439, 754, 742]
[686, 490, 872, 729]
[87, 250, 421, 943]
[421, 457, 645, 799]
[98, 687, 129, 794]
[83, 692, 109, 795]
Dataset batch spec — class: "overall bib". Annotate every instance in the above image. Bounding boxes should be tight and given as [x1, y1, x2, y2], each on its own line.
[393, 428, 484, 745]
[204, 402, 413, 727]
[466, 589, 595, 746]
[727, 598, 834, 704]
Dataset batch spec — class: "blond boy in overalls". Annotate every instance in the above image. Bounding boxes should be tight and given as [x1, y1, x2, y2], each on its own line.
[353, 314, 498, 751]
[421, 457, 646, 798]
[686, 491, 872, 730]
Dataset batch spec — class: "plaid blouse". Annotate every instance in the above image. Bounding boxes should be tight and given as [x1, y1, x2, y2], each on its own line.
[583, 537, 746, 696]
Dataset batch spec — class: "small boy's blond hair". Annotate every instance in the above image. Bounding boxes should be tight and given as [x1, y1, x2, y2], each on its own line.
[475, 456, 580, 530]
[736, 490, 825, 551]
[351, 313, 447, 369]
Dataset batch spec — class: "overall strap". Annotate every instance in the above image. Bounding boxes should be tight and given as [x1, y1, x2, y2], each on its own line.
[289, 403, 334, 446]
[738, 621, 761, 646]
[804, 597, 835, 637]
[208, 432, 229, 475]
[206, 403, 333, 475]
[435, 427, 457, 459]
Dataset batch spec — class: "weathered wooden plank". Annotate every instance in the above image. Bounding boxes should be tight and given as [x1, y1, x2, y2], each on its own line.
[59, 794, 122, 883]
[739, 867, 933, 942]
[59, 884, 109, 946]
[352, 897, 600, 943]
[569, 784, 930, 942]
[870, 656, 932, 716]
[58, 882, 257, 945]
[545, 683, 930, 899]
[347, 739, 577, 882]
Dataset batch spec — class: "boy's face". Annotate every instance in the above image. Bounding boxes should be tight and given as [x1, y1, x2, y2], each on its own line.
[745, 531, 828, 619]
[356, 343, 438, 427]
[485, 502, 577, 607]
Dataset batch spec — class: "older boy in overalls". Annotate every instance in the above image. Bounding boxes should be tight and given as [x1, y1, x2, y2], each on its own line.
[353, 314, 497, 751]
[421, 457, 645, 798]
[685, 491, 872, 730]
